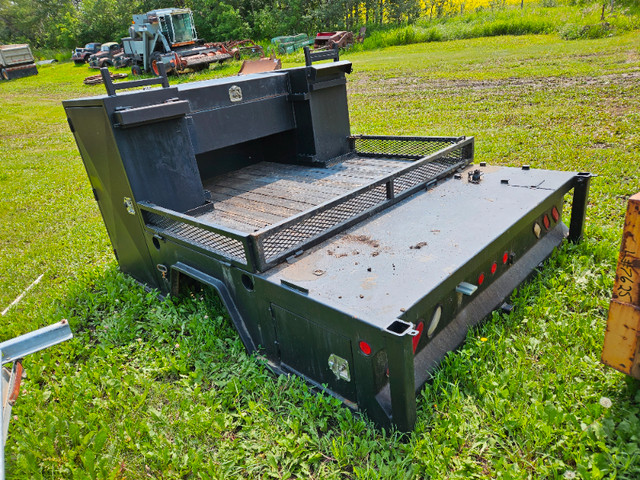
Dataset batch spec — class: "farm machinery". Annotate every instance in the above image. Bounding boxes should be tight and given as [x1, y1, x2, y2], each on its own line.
[271, 33, 313, 54]
[313, 31, 355, 50]
[0, 44, 37, 80]
[63, 50, 591, 431]
[121, 8, 232, 74]
[312, 28, 366, 51]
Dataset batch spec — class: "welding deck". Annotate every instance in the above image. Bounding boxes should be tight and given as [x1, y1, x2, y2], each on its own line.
[62, 60, 591, 431]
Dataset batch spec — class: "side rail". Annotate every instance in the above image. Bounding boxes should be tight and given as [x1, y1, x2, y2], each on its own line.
[254, 136, 475, 271]
[1, 320, 73, 480]
[350, 134, 473, 159]
[138, 202, 259, 272]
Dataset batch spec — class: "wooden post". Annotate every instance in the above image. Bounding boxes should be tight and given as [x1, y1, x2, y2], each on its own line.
[602, 193, 640, 378]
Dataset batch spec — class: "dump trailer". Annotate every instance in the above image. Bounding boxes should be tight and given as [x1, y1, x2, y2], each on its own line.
[62, 56, 591, 431]
[121, 8, 231, 74]
[0, 44, 37, 80]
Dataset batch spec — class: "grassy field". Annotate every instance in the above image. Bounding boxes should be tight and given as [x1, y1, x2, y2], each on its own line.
[1, 31, 639, 479]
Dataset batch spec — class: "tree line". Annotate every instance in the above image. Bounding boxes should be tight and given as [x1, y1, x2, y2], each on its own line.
[0, 0, 433, 49]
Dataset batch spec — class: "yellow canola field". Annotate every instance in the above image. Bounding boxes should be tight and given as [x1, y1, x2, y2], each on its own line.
[420, 0, 525, 14]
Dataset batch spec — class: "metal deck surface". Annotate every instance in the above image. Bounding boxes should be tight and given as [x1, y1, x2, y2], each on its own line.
[199, 157, 412, 231]
[264, 165, 576, 327]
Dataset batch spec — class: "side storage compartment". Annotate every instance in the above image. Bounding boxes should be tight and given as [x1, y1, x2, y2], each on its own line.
[271, 304, 357, 402]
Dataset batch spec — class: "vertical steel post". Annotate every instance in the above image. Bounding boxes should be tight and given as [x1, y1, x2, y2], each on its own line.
[386, 334, 417, 432]
[569, 172, 593, 243]
[99, 67, 115, 96]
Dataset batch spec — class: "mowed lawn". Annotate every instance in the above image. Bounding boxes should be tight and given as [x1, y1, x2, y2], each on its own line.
[1, 32, 639, 479]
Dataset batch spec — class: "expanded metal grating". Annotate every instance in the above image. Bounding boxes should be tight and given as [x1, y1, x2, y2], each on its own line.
[352, 135, 460, 159]
[394, 156, 462, 196]
[144, 211, 247, 264]
[260, 185, 388, 260]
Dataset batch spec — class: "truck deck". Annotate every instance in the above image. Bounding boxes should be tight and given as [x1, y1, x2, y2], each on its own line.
[200, 158, 411, 232]
[266, 166, 577, 325]
[63, 58, 591, 431]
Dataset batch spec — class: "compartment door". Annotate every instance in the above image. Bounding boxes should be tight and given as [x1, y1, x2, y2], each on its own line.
[271, 304, 357, 401]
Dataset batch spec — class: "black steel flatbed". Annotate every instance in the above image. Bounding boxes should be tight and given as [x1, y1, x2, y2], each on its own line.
[63, 60, 591, 431]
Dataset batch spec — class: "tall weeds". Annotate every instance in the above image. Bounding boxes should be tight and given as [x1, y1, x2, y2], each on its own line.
[353, 2, 639, 51]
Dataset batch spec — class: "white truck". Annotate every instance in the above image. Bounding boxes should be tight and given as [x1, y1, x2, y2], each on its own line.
[0, 44, 38, 80]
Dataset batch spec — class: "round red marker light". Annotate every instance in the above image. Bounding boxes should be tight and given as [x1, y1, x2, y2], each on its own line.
[478, 273, 485, 286]
[552, 206, 560, 222]
[359, 341, 372, 356]
[490, 262, 497, 274]
[543, 214, 550, 230]
[502, 252, 509, 264]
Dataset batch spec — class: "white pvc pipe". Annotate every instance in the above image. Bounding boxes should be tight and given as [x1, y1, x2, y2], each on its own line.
[1, 274, 44, 316]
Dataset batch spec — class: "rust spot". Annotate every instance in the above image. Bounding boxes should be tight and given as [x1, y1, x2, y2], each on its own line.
[371, 251, 380, 257]
[343, 234, 380, 248]
[410, 241, 428, 250]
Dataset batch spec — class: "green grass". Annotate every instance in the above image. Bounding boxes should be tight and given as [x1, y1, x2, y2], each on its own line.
[352, 2, 640, 51]
[1, 31, 640, 478]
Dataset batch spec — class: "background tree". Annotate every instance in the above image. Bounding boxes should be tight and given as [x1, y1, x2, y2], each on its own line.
[0, 0, 426, 50]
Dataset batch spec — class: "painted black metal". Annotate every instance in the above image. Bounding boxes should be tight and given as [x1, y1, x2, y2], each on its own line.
[170, 262, 256, 352]
[114, 100, 190, 127]
[304, 45, 340, 67]
[63, 61, 591, 431]
[100, 64, 169, 96]
[568, 172, 593, 243]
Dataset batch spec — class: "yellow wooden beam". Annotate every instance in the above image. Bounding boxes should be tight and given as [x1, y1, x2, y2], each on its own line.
[602, 192, 640, 379]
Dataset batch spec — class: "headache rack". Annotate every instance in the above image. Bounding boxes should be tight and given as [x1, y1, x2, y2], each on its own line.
[63, 59, 590, 431]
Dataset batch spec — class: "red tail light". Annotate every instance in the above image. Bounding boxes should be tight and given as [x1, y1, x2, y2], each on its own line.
[412, 322, 424, 353]
[359, 341, 371, 356]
